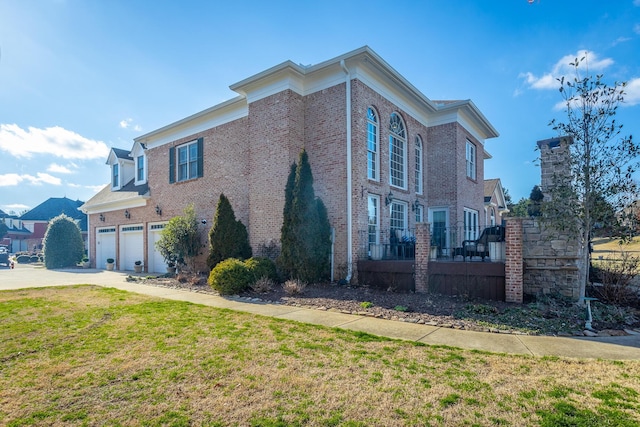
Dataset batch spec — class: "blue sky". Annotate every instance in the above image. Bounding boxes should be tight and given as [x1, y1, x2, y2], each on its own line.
[1, 0, 639, 214]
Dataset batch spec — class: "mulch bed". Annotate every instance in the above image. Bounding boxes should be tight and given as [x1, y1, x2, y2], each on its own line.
[137, 275, 640, 337]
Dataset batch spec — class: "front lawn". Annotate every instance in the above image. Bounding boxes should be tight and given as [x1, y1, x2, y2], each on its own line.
[1, 286, 639, 426]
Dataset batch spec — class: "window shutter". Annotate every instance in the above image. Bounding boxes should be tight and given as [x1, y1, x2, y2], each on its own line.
[169, 146, 175, 184]
[197, 138, 204, 178]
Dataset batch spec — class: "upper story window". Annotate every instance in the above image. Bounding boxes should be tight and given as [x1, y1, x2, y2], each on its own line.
[415, 135, 423, 194]
[367, 107, 379, 181]
[466, 140, 476, 180]
[112, 163, 119, 188]
[136, 155, 145, 183]
[169, 138, 203, 183]
[389, 113, 406, 189]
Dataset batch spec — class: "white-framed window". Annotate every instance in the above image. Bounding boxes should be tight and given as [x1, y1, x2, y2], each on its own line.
[112, 163, 119, 188]
[464, 207, 479, 241]
[415, 135, 423, 194]
[390, 201, 407, 233]
[170, 139, 203, 183]
[136, 155, 145, 182]
[389, 113, 407, 189]
[466, 140, 476, 180]
[367, 107, 379, 181]
[490, 207, 496, 226]
[415, 204, 424, 223]
[367, 195, 380, 247]
[178, 142, 198, 181]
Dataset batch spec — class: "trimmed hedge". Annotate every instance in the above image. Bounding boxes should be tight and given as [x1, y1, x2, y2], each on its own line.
[208, 258, 253, 295]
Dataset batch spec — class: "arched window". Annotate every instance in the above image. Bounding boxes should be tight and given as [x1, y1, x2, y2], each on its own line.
[490, 207, 496, 226]
[367, 107, 379, 181]
[389, 113, 406, 189]
[415, 135, 423, 194]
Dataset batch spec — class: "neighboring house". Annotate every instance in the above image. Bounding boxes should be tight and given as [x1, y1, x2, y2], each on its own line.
[484, 178, 509, 226]
[18, 197, 88, 253]
[0, 209, 31, 251]
[81, 46, 499, 277]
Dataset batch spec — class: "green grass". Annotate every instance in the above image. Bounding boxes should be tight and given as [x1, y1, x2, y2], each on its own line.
[1, 285, 639, 426]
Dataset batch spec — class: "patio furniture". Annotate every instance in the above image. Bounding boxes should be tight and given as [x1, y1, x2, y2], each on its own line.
[454, 225, 505, 261]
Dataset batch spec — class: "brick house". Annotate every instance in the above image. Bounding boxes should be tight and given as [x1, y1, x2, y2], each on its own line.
[81, 46, 499, 278]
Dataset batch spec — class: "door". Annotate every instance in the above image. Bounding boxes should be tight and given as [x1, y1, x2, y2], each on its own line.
[96, 227, 116, 269]
[148, 223, 167, 273]
[119, 225, 144, 271]
[428, 208, 449, 256]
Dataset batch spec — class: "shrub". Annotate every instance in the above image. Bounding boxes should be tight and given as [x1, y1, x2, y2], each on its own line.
[252, 277, 275, 293]
[244, 257, 277, 282]
[208, 258, 253, 295]
[42, 214, 84, 269]
[29, 255, 40, 263]
[16, 254, 31, 264]
[591, 252, 640, 306]
[156, 204, 202, 273]
[283, 279, 306, 295]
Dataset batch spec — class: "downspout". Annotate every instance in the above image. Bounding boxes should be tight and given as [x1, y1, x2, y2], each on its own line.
[340, 59, 353, 283]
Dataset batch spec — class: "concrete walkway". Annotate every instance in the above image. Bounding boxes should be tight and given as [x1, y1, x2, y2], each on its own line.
[2, 264, 640, 360]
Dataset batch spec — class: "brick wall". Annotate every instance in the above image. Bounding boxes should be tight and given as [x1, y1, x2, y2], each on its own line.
[414, 222, 430, 293]
[504, 218, 523, 303]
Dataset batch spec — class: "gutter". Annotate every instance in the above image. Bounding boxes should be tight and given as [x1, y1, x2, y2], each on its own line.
[340, 59, 353, 283]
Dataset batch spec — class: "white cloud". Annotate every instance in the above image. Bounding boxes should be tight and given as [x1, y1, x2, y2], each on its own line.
[120, 118, 142, 132]
[613, 36, 631, 46]
[47, 163, 73, 174]
[634, 23, 640, 35]
[0, 172, 61, 187]
[0, 124, 109, 159]
[634, 0, 640, 7]
[2, 204, 30, 212]
[521, 50, 614, 90]
[624, 77, 640, 106]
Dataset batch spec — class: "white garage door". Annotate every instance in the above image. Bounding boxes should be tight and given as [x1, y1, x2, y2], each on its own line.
[96, 227, 116, 269]
[119, 225, 144, 271]
[148, 223, 167, 274]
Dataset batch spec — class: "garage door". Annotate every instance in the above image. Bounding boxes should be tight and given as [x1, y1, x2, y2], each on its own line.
[119, 225, 144, 271]
[96, 227, 116, 269]
[148, 223, 167, 274]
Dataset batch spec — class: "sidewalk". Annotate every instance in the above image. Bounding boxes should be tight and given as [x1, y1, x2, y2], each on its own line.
[2, 264, 639, 360]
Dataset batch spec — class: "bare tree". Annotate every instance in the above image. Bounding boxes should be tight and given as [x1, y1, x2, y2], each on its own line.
[546, 55, 640, 302]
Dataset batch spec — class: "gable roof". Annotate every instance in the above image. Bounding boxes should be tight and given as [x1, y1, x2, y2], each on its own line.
[19, 197, 88, 231]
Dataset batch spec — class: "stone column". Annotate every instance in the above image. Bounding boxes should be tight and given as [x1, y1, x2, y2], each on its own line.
[505, 218, 523, 303]
[415, 223, 430, 294]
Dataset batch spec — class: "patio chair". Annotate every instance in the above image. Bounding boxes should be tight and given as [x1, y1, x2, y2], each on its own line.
[455, 225, 505, 261]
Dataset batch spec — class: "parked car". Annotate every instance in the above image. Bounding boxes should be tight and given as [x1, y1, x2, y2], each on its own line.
[0, 246, 10, 268]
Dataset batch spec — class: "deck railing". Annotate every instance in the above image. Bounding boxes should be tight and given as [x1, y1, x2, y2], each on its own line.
[358, 225, 506, 262]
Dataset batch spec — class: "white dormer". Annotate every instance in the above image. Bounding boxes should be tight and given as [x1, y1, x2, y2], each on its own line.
[130, 141, 147, 186]
[106, 148, 135, 191]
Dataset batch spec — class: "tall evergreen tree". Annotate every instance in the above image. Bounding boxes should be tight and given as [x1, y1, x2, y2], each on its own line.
[279, 150, 331, 282]
[277, 163, 297, 276]
[527, 185, 544, 217]
[207, 194, 252, 270]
